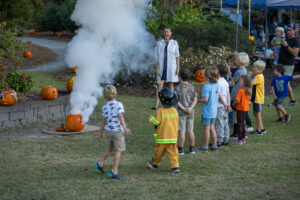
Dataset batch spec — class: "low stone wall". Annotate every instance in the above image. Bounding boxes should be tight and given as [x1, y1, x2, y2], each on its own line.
[0, 95, 70, 128]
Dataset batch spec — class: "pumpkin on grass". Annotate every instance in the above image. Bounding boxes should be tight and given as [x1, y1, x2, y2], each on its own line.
[195, 69, 207, 83]
[0, 89, 18, 106]
[24, 51, 32, 59]
[41, 86, 58, 100]
[65, 114, 85, 132]
[66, 77, 75, 91]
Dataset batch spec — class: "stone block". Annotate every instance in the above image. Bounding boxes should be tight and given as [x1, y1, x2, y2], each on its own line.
[50, 105, 61, 114]
[2, 120, 17, 127]
[10, 111, 25, 121]
[24, 109, 34, 118]
[0, 112, 9, 121]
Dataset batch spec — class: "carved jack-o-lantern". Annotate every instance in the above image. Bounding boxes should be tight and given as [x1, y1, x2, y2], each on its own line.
[41, 86, 58, 100]
[65, 114, 85, 132]
[0, 89, 18, 106]
[195, 69, 207, 83]
[24, 51, 32, 59]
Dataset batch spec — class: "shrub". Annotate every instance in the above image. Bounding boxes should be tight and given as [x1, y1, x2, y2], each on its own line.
[6, 72, 33, 92]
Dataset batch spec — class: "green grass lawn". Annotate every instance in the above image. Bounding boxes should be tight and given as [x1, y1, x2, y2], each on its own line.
[26, 72, 66, 92]
[0, 85, 300, 200]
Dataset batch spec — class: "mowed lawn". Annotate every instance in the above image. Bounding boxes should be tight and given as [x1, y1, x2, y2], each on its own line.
[0, 85, 300, 200]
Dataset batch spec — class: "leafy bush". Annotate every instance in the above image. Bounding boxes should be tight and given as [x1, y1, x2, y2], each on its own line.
[6, 72, 33, 92]
[0, 24, 25, 63]
[38, 0, 77, 34]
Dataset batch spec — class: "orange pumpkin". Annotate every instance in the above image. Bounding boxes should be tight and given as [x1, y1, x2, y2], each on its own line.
[41, 86, 58, 100]
[1, 21, 7, 27]
[57, 33, 63, 37]
[29, 29, 35, 34]
[66, 77, 75, 92]
[70, 66, 78, 73]
[195, 69, 207, 82]
[249, 36, 255, 41]
[27, 40, 32, 45]
[0, 89, 17, 106]
[65, 114, 85, 132]
[24, 51, 32, 59]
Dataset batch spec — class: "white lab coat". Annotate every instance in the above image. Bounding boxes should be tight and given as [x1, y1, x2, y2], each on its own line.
[155, 39, 180, 83]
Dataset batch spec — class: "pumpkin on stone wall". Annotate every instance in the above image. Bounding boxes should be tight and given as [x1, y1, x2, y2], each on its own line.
[41, 86, 58, 100]
[0, 89, 18, 106]
[66, 77, 75, 92]
[24, 51, 32, 59]
[195, 69, 207, 83]
[65, 114, 85, 132]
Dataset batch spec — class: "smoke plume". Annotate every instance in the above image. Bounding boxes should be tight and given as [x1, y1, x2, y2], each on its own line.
[65, 0, 155, 123]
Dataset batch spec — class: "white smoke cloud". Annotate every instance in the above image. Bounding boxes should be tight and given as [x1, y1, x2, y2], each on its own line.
[65, 0, 155, 123]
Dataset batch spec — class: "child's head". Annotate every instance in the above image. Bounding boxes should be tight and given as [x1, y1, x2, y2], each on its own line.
[272, 64, 284, 76]
[226, 53, 236, 68]
[103, 85, 117, 100]
[216, 64, 228, 78]
[158, 87, 178, 108]
[237, 52, 249, 68]
[275, 27, 285, 38]
[205, 66, 219, 83]
[239, 75, 252, 98]
[179, 68, 191, 81]
[252, 60, 266, 75]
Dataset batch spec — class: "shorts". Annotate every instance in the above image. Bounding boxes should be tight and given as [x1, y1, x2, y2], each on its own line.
[253, 103, 262, 112]
[178, 113, 194, 131]
[274, 97, 285, 106]
[105, 130, 125, 152]
[283, 65, 294, 76]
[201, 116, 216, 125]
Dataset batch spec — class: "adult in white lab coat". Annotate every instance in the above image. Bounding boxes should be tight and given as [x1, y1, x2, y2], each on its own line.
[152, 27, 180, 110]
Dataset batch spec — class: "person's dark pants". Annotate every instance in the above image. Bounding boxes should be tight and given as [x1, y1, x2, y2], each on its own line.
[237, 110, 246, 140]
[246, 111, 252, 127]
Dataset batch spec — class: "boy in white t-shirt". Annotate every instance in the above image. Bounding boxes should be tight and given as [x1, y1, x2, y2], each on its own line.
[215, 64, 231, 146]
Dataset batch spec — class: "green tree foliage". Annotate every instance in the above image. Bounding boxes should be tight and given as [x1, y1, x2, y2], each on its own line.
[0, 0, 44, 29]
[38, 0, 77, 34]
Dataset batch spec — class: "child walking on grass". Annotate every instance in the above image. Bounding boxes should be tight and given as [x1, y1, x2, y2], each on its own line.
[147, 88, 180, 173]
[270, 64, 300, 122]
[94, 85, 131, 180]
[175, 68, 198, 155]
[197, 66, 229, 152]
[233, 75, 252, 144]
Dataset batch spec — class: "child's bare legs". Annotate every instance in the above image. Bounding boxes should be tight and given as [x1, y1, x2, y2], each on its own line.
[98, 150, 112, 167]
[276, 105, 287, 117]
[288, 83, 295, 101]
[154, 81, 164, 107]
[203, 125, 210, 147]
[112, 151, 121, 174]
[187, 130, 195, 147]
[178, 130, 185, 147]
[253, 111, 264, 131]
[210, 124, 217, 145]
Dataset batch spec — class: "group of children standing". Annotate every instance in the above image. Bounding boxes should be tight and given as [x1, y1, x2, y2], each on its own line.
[93, 52, 299, 180]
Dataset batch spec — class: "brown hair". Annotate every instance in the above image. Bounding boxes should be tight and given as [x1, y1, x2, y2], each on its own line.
[205, 66, 219, 83]
[217, 64, 228, 77]
[240, 75, 252, 98]
[103, 85, 117, 100]
[179, 68, 191, 81]
[272, 64, 284, 75]
[226, 53, 236, 63]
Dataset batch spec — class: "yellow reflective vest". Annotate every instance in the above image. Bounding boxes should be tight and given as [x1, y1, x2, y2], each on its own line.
[149, 107, 178, 144]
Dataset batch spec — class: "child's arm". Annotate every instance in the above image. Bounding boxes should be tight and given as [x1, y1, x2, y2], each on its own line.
[177, 102, 189, 113]
[293, 75, 300, 79]
[232, 99, 239, 107]
[271, 86, 277, 100]
[198, 97, 208, 103]
[226, 91, 232, 112]
[118, 113, 132, 135]
[98, 118, 106, 139]
[187, 96, 198, 113]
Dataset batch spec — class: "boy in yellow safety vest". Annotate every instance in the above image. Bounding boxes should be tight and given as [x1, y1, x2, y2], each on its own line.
[147, 87, 179, 173]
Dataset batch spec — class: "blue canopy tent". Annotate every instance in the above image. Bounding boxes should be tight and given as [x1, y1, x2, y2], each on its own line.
[221, 0, 300, 50]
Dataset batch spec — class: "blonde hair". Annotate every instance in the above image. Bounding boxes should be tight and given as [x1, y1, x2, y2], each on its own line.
[237, 52, 249, 67]
[205, 66, 219, 83]
[240, 75, 252, 98]
[275, 27, 285, 38]
[253, 60, 266, 71]
[103, 85, 117, 100]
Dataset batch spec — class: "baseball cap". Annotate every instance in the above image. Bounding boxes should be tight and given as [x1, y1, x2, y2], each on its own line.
[286, 24, 295, 31]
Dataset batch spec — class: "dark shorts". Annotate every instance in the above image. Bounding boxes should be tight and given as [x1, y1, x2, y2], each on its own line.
[253, 103, 262, 112]
[274, 97, 285, 106]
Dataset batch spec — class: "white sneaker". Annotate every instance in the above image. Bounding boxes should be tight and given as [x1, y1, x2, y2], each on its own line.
[247, 127, 254, 132]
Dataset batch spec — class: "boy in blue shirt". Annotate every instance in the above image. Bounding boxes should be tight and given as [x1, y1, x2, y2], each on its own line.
[271, 64, 300, 122]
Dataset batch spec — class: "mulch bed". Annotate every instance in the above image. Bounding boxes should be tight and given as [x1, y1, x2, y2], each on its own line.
[25, 31, 74, 43]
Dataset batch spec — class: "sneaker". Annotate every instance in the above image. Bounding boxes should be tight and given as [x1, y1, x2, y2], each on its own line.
[268, 102, 275, 107]
[230, 134, 238, 140]
[261, 129, 267, 134]
[284, 114, 291, 122]
[222, 141, 229, 146]
[178, 147, 184, 155]
[242, 139, 247, 144]
[94, 162, 105, 173]
[107, 171, 123, 180]
[151, 105, 158, 110]
[209, 147, 218, 151]
[147, 160, 158, 169]
[197, 147, 208, 152]
[217, 142, 223, 147]
[287, 101, 297, 106]
[246, 127, 254, 132]
[189, 147, 195, 154]
[172, 167, 180, 173]
[276, 117, 284, 122]
[233, 140, 244, 144]
[251, 130, 264, 135]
